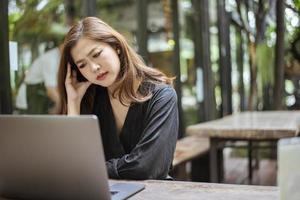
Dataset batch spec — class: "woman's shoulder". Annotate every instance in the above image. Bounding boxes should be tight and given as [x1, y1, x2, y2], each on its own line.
[148, 82, 177, 102]
[140, 80, 174, 94]
[153, 83, 175, 94]
[142, 82, 177, 115]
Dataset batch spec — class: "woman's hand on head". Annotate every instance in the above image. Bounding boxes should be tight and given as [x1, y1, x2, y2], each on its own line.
[65, 63, 92, 104]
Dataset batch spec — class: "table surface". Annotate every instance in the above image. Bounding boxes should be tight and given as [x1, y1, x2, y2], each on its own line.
[186, 111, 300, 139]
[112, 180, 278, 200]
[0, 180, 279, 200]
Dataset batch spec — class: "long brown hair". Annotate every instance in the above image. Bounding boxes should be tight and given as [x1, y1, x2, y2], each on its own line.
[58, 17, 174, 114]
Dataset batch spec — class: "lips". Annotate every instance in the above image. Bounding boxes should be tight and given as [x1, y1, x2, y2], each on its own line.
[96, 72, 108, 81]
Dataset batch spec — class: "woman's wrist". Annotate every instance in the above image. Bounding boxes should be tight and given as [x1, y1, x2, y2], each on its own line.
[67, 100, 81, 116]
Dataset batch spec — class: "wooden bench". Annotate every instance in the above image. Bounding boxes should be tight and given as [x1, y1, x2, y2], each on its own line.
[172, 136, 210, 180]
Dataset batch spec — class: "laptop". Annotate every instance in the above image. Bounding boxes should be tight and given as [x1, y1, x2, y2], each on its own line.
[0, 115, 144, 200]
[278, 137, 300, 200]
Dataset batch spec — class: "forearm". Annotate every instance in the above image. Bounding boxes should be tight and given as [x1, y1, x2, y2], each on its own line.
[106, 136, 174, 180]
[67, 101, 81, 116]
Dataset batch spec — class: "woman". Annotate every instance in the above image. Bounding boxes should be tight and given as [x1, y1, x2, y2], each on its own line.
[58, 17, 178, 180]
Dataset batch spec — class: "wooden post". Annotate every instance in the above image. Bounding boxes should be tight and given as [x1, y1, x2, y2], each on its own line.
[171, 0, 184, 138]
[0, 0, 12, 114]
[64, 0, 76, 26]
[217, 0, 232, 116]
[235, 27, 245, 111]
[136, 0, 149, 63]
[273, 0, 285, 110]
[192, 0, 215, 121]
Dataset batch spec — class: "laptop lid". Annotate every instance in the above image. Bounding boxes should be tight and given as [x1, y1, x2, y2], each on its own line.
[0, 115, 111, 200]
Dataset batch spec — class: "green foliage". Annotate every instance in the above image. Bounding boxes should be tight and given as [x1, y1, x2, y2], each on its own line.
[294, 0, 300, 9]
[9, 12, 22, 40]
[256, 43, 275, 87]
[10, 0, 65, 45]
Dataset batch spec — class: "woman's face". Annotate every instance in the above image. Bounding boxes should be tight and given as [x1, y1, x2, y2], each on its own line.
[71, 37, 121, 87]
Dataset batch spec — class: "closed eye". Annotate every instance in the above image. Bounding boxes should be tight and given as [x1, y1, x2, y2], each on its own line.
[93, 50, 103, 58]
[78, 63, 86, 69]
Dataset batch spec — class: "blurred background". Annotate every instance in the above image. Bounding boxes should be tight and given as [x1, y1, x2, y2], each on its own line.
[0, 0, 300, 185]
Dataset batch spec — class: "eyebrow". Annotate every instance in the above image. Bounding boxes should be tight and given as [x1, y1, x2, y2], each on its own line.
[75, 47, 98, 65]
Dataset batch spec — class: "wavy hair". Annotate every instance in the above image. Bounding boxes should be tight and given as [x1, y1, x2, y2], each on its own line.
[58, 17, 174, 114]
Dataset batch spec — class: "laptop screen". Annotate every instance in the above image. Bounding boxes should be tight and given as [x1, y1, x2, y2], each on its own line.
[0, 115, 111, 200]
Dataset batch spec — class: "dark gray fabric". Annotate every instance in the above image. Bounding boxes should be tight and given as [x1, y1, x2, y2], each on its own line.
[92, 83, 178, 180]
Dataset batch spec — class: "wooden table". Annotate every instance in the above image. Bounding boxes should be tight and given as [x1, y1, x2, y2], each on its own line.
[112, 180, 278, 200]
[186, 111, 300, 183]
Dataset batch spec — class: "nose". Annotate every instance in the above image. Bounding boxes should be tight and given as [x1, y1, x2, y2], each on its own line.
[90, 62, 101, 73]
